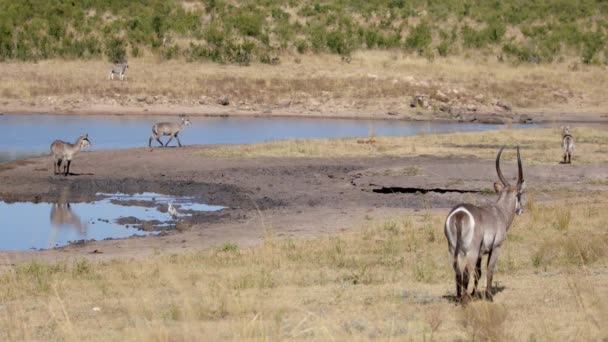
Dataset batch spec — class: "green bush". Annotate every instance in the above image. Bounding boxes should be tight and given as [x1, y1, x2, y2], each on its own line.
[105, 37, 127, 63]
[405, 22, 432, 53]
[0, 0, 606, 64]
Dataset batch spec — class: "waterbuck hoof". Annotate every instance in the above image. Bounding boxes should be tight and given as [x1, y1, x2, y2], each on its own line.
[460, 293, 472, 305]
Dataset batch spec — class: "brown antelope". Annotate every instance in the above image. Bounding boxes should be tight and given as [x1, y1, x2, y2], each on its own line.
[561, 126, 575, 164]
[444, 146, 525, 303]
[149, 115, 191, 148]
[50, 134, 92, 176]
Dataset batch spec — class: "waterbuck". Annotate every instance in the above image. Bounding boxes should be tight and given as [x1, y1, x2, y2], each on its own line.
[149, 115, 191, 148]
[50, 134, 92, 176]
[561, 126, 575, 164]
[444, 146, 525, 303]
[109, 61, 128, 81]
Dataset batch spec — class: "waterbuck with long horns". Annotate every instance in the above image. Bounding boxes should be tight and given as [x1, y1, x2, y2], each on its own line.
[561, 126, 575, 164]
[444, 146, 525, 303]
[50, 134, 92, 176]
[149, 115, 191, 148]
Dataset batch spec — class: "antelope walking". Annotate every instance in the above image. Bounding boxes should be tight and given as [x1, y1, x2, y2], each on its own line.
[561, 126, 575, 164]
[109, 61, 129, 80]
[444, 146, 525, 304]
[149, 115, 191, 148]
[50, 134, 92, 176]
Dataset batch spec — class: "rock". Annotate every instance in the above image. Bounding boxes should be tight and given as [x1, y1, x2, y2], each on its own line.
[387, 110, 399, 116]
[519, 114, 533, 124]
[465, 104, 477, 112]
[410, 95, 429, 108]
[276, 99, 291, 108]
[495, 100, 512, 111]
[477, 115, 506, 124]
[217, 96, 230, 106]
[136, 95, 146, 102]
[474, 94, 485, 102]
[439, 104, 451, 112]
[145, 96, 155, 105]
[432, 90, 449, 103]
[198, 96, 209, 105]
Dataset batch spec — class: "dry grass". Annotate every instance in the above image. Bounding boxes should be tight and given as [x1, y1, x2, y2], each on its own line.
[0, 190, 607, 341]
[196, 126, 608, 164]
[1, 52, 608, 114]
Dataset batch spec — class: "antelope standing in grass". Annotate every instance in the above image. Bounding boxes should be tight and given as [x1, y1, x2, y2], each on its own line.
[561, 126, 575, 164]
[50, 134, 92, 176]
[149, 115, 191, 148]
[109, 61, 128, 80]
[444, 146, 525, 304]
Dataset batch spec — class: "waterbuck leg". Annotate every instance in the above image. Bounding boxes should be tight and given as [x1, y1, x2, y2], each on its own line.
[450, 248, 462, 299]
[461, 249, 479, 304]
[471, 257, 482, 298]
[568, 153, 572, 164]
[65, 160, 72, 176]
[54, 159, 62, 175]
[176, 134, 182, 147]
[485, 247, 502, 301]
[165, 136, 174, 147]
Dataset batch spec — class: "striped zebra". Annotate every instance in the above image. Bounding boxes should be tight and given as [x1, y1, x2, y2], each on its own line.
[109, 61, 129, 81]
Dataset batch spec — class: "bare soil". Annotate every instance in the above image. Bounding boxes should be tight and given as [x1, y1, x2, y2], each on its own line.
[1, 145, 606, 264]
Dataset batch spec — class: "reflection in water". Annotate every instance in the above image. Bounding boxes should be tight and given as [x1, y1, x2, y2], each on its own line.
[0, 192, 225, 250]
[48, 203, 88, 248]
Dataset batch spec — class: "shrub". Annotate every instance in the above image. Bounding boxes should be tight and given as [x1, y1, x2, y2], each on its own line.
[405, 22, 432, 53]
[105, 37, 127, 63]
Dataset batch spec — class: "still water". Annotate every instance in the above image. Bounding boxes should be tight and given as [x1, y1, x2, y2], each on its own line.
[0, 192, 225, 251]
[0, 114, 536, 161]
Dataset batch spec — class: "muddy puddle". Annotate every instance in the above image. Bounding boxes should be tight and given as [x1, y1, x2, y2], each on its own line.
[0, 192, 225, 251]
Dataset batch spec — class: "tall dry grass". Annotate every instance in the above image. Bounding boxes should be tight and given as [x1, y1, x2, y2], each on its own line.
[0, 191, 606, 341]
[1, 52, 608, 113]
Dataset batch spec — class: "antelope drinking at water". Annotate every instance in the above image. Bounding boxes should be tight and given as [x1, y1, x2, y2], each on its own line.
[50, 134, 92, 176]
[109, 61, 128, 81]
[561, 126, 575, 164]
[444, 146, 525, 304]
[149, 115, 191, 148]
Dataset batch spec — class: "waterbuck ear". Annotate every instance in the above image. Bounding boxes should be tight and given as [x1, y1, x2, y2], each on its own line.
[494, 182, 504, 193]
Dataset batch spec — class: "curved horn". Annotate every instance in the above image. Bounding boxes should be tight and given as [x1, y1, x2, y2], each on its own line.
[517, 145, 523, 186]
[496, 145, 509, 186]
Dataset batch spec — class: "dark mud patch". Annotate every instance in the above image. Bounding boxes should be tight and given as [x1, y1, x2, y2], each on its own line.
[372, 186, 483, 194]
[115, 216, 168, 231]
[46, 178, 285, 211]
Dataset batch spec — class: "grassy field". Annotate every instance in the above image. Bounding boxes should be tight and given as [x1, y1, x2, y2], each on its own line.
[1, 127, 607, 341]
[196, 126, 608, 164]
[2, 54, 608, 116]
[0, 193, 606, 341]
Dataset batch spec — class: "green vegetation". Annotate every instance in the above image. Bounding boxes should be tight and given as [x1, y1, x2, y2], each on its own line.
[1, 0, 608, 64]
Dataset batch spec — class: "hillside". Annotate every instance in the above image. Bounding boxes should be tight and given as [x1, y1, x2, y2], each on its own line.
[1, 0, 607, 65]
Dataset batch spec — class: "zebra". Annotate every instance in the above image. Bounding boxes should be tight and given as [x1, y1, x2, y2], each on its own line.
[109, 61, 129, 81]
